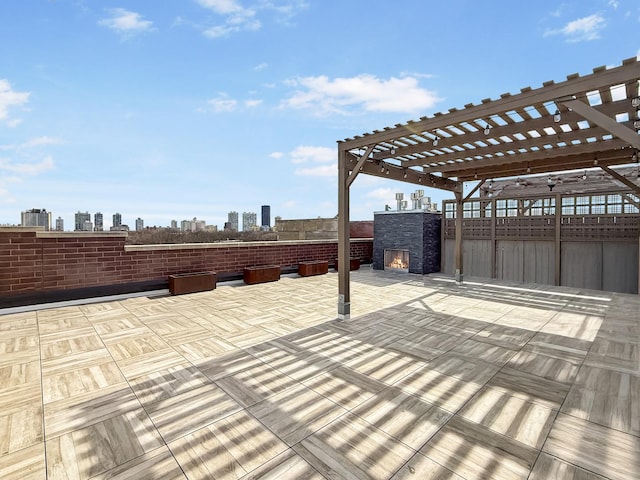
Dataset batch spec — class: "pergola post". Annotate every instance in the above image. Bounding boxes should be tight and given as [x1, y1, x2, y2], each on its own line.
[337, 145, 350, 320]
[454, 190, 464, 284]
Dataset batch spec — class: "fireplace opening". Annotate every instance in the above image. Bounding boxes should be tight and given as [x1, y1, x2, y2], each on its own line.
[384, 249, 409, 273]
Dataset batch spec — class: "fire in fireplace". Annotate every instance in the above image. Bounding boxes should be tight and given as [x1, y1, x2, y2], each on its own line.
[384, 249, 409, 273]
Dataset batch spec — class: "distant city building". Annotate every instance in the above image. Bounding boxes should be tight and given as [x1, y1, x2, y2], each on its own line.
[170, 220, 178, 229]
[242, 212, 257, 231]
[227, 211, 239, 232]
[75, 211, 91, 231]
[55, 216, 64, 231]
[180, 218, 206, 232]
[113, 213, 122, 228]
[94, 212, 103, 232]
[261, 205, 271, 229]
[21, 208, 51, 230]
[135, 217, 144, 231]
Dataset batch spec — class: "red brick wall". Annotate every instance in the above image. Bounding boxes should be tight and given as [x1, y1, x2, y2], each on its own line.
[0, 229, 373, 297]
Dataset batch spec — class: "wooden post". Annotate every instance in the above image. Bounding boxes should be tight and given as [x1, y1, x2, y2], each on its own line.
[555, 193, 562, 286]
[490, 197, 497, 278]
[454, 190, 464, 283]
[337, 145, 351, 319]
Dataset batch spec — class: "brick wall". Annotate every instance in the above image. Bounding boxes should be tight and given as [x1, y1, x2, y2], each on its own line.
[0, 228, 373, 298]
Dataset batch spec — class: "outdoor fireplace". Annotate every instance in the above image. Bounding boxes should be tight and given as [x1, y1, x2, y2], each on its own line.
[373, 210, 441, 275]
[384, 249, 409, 273]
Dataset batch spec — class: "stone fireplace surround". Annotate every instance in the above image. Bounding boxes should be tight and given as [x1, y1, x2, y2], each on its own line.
[373, 210, 441, 275]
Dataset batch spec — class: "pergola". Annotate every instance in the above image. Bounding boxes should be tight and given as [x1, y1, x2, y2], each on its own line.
[337, 56, 640, 319]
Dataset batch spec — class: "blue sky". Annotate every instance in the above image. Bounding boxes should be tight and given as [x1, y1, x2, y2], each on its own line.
[0, 0, 638, 229]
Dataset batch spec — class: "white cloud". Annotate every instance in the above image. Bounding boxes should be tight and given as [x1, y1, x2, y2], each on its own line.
[290, 145, 335, 164]
[253, 62, 268, 71]
[269, 151, 284, 159]
[197, 0, 306, 39]
[0, 155, 54, 175]
[207, 94, 237, 112]
[244, 99, 263, 108]
[0, 79, 30, 125]
[281, 74, 441, 115]
[0, 136, 63, 151]
[365, 187, 395, 201]
[294, 164, 336, 177]
[99, 8, 154, 37]
[608, 0, 619, 9]
[544, 14, 606, 42]
[197, 0, 246, 15]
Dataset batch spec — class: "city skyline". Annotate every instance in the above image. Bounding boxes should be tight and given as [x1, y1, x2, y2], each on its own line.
[1, 2, 639, 226]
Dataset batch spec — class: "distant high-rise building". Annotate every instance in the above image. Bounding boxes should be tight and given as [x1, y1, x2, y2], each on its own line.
[21, 208, 51, 230]
[170, 220, 178, 229]
[261, 205, 271, 229]
[135, 217, 144, 231]
[242, 212, 257, 231]
[180, 218, 206, 232]
[227, 211, 239, 232]
[113, 213, 122, 228]
[94, 212, 103, 232]
[75, 211, 91, 231]
[55, 216, 64, 231]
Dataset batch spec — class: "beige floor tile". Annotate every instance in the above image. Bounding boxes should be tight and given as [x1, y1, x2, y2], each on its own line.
[543, 413, 640, 480]
[116, 348, 185, 380]
[352, 387, 451, 450]
[529, 452, 610, 480]
[90, 445, 187, 480]
[175, 335, 238, 362]
[40, 348, 113, 376]
[506, 347, 581, 384]
[46, 408, 163, 480]
[394, 366, 484, 413]
[458, 386, 557, 449]
[38, 316, 91, 335]
[390, 452, 464, 479]
[451, 338, 518, 365]
[169, 410, 288, 480]
[294, 412, 415, 480]
[39, 330, 104, 361]
[106, 332, 170, 361]
[44, 383, 139, 438]
[146, 383, 242, 443]
[0, 441, 46, 480]
[0, 360, 40, 389]
[216, 362, 298, 408]
[472, 324, 536, 349]
[485, 366, 570, 409]
[344, 346, 425, 385]
[302, 365, 387, 410]
[248, 384, 347, 446]
[424, 352, 499, 383]
[239, 449, 324, 480]
[420, 415, 538, 480]
[42, 360, 124, 404]
[129, 363, 212, 407]
[195, 349, 266, 382]
[0, 403, 42, 455]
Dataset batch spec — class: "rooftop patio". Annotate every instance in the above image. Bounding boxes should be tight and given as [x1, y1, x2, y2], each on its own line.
[1, 268, 638, 480]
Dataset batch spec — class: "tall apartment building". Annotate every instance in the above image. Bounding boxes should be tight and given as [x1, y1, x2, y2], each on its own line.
[74, 211, 92, 231]
[94, 212, 103, 232]
[135, 217, 144, 231]
[113, 213, 122, 228]
[55, 216, 64, 231]
[180, 218, 206, 232]
[261, 205, 271, 230]
[227, 211, 239, 232]
[21, 208, 52, 230]
[242, 212, 257, 231]
[170, 220, 178, 229]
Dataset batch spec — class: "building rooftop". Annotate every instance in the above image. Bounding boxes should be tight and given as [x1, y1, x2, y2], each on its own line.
[0, 268, 638, 479]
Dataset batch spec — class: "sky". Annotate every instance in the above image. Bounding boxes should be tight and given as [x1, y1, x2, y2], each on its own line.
[1, 0, 639, 230]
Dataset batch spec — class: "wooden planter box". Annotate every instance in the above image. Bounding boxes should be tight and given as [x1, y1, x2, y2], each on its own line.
[169, 271, 216, 295]
[243, 265, 281, 285]
[298, 260, 329, 277]
[334, 258, 360, 271]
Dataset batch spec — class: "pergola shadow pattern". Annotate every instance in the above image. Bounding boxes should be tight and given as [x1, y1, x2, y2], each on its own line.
[0, 269, 638, 479]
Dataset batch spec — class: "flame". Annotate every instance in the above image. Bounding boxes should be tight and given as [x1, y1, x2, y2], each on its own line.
[387, 256, 408, 269]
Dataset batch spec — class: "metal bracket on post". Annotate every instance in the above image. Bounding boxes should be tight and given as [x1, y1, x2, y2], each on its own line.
[337, 294, 350, 321]
[455, 269, 464, 285]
